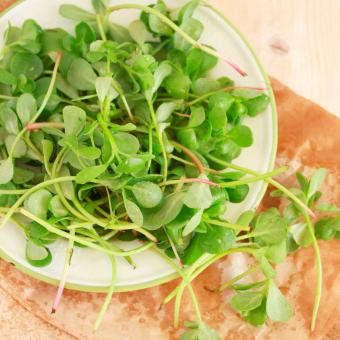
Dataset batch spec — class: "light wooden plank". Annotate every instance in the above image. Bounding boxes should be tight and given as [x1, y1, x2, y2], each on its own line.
[209, 0, 340, 117]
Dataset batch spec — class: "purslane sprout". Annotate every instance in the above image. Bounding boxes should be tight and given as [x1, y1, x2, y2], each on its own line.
[0, 0, 338, 337]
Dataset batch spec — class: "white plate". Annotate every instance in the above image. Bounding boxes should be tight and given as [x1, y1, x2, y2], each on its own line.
[0, 0, 277, 292]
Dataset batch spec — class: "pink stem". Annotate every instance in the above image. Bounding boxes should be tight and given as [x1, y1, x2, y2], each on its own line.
[51, 264, 69, 313]
[222, 59, 248, 77]
[26, 122, 64, 131]
[182, 178, 220, 187]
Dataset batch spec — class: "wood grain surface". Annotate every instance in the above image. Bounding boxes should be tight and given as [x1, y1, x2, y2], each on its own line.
[208, 0, 340, 118]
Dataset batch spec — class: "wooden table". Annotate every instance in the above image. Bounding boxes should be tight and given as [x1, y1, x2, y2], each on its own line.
[1, 0, 339, 117]
[209, 0, 340, 117]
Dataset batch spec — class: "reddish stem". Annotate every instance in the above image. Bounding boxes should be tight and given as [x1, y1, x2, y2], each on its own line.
[222, 59, 248, 77]
[171, 141, 205, 174]
[181, 178, 220, 187]
[26, 122, 64, 131]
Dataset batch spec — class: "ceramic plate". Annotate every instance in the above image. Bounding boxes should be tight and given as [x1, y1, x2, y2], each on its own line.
[0, 0, 277, 292]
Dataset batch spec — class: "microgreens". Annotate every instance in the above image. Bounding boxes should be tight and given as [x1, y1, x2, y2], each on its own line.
[0, 0, 337, 337]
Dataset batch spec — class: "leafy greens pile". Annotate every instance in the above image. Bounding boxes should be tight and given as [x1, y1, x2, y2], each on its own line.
[0, 0, 339, 337]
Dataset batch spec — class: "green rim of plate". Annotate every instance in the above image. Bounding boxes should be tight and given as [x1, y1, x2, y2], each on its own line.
[0, 0, 278, 293]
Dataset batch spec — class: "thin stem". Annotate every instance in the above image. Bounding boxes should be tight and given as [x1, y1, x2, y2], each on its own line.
[152, 246, 202, 323]
[107, 4, 246, 76]
[161, 178, 219, 187]
[96, 14, 107, 41]
[26, 122, 64, 131]
[52, 228, 75, 313]
[147, 97, 168, 182]
[163, 248, 255, 305]
[188, 86, 266, 106]
[19, 209, 154, 257]
[22, 135, 44, 162]
[303, 211, 322, 331]
[0, 176, 75, 229]
[170, 154, 219, 174]
[219, 166, 288, 188]
[0, 188, 29, 195]
[218, 265, 259, 291]
[94, 256, 116, 331]
[206, 154, 315, 217]
[171, 141, 204, 174]
[111, 79, 136, 123]
[203, 218, 250, 231]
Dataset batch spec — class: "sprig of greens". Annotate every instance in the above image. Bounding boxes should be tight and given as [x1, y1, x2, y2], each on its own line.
[0, 0, 338, 337]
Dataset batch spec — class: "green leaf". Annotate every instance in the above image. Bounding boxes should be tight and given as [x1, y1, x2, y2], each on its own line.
[290, 222, 312, 247]
[307, 168, 327, 199]
[95, 76, 112, 103]
[209, 92, 234, 112]
[143, 192, 185, 230]
[266, 281, 292, 322]
[13, 167, 34, 184]
[253, 208, 288, 245]
[116, 157, 146, 174]
[0, 105, 19, 134]
[257, 254, 276, 278]
[24, 189, 52, 220]
[183, 209, 203, 236]
[91, 0, 108, 14]
[188, 106, 205, 128]
[151, 62, 172, 95]
[59, 4, 96, 21]
[180, 329, 198, 340]
[67, 58, 97, 91]
[10, 52, 43, 80]
[148, 2, 172, 36]
[56, 74, 79, 99]
[156, 101, 181, 122]
[26, 240, 52, 267]
[315, 217, 340, 240]
[16, 93, 37, 126]
[77, 146, 101, 160]
[63, 105, 86, 136]
[230, 291, 264, 312]
[42, 139, 53, 173]
[108, 22, 133, 44]
[236, 210, 255, 227]
[131, 181, 163, 208]
[178, 0, 200, 24]
[186, 48, 218, 80]
[49, 195, 68, 217]
[243, 298, 267, 326]
[0, 69, 16, 85]
[226, 184, 249, 203]
[177, 128, 198, 150]
[115, 132, 140, 155]
[124, 197, 143, 226]
[316, 203, 340, 213]
[183, 175, 213, 209]
[5, 135, 27, 158]
[265, 239, 287, 264]
[208, 107, 226, 130]
[76, 164, 108, 184]
[0, 183, 17, 207]
[227, 125, 253, 147]
[174, 18, 203, 51]
[197, 323, 220, 340]
[199, 225, 235, 254]
[246, 94, 270, 117]
[164, 71, 190, 99]
[0, 159, 14, 184]
[128, 20, 147, 46]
